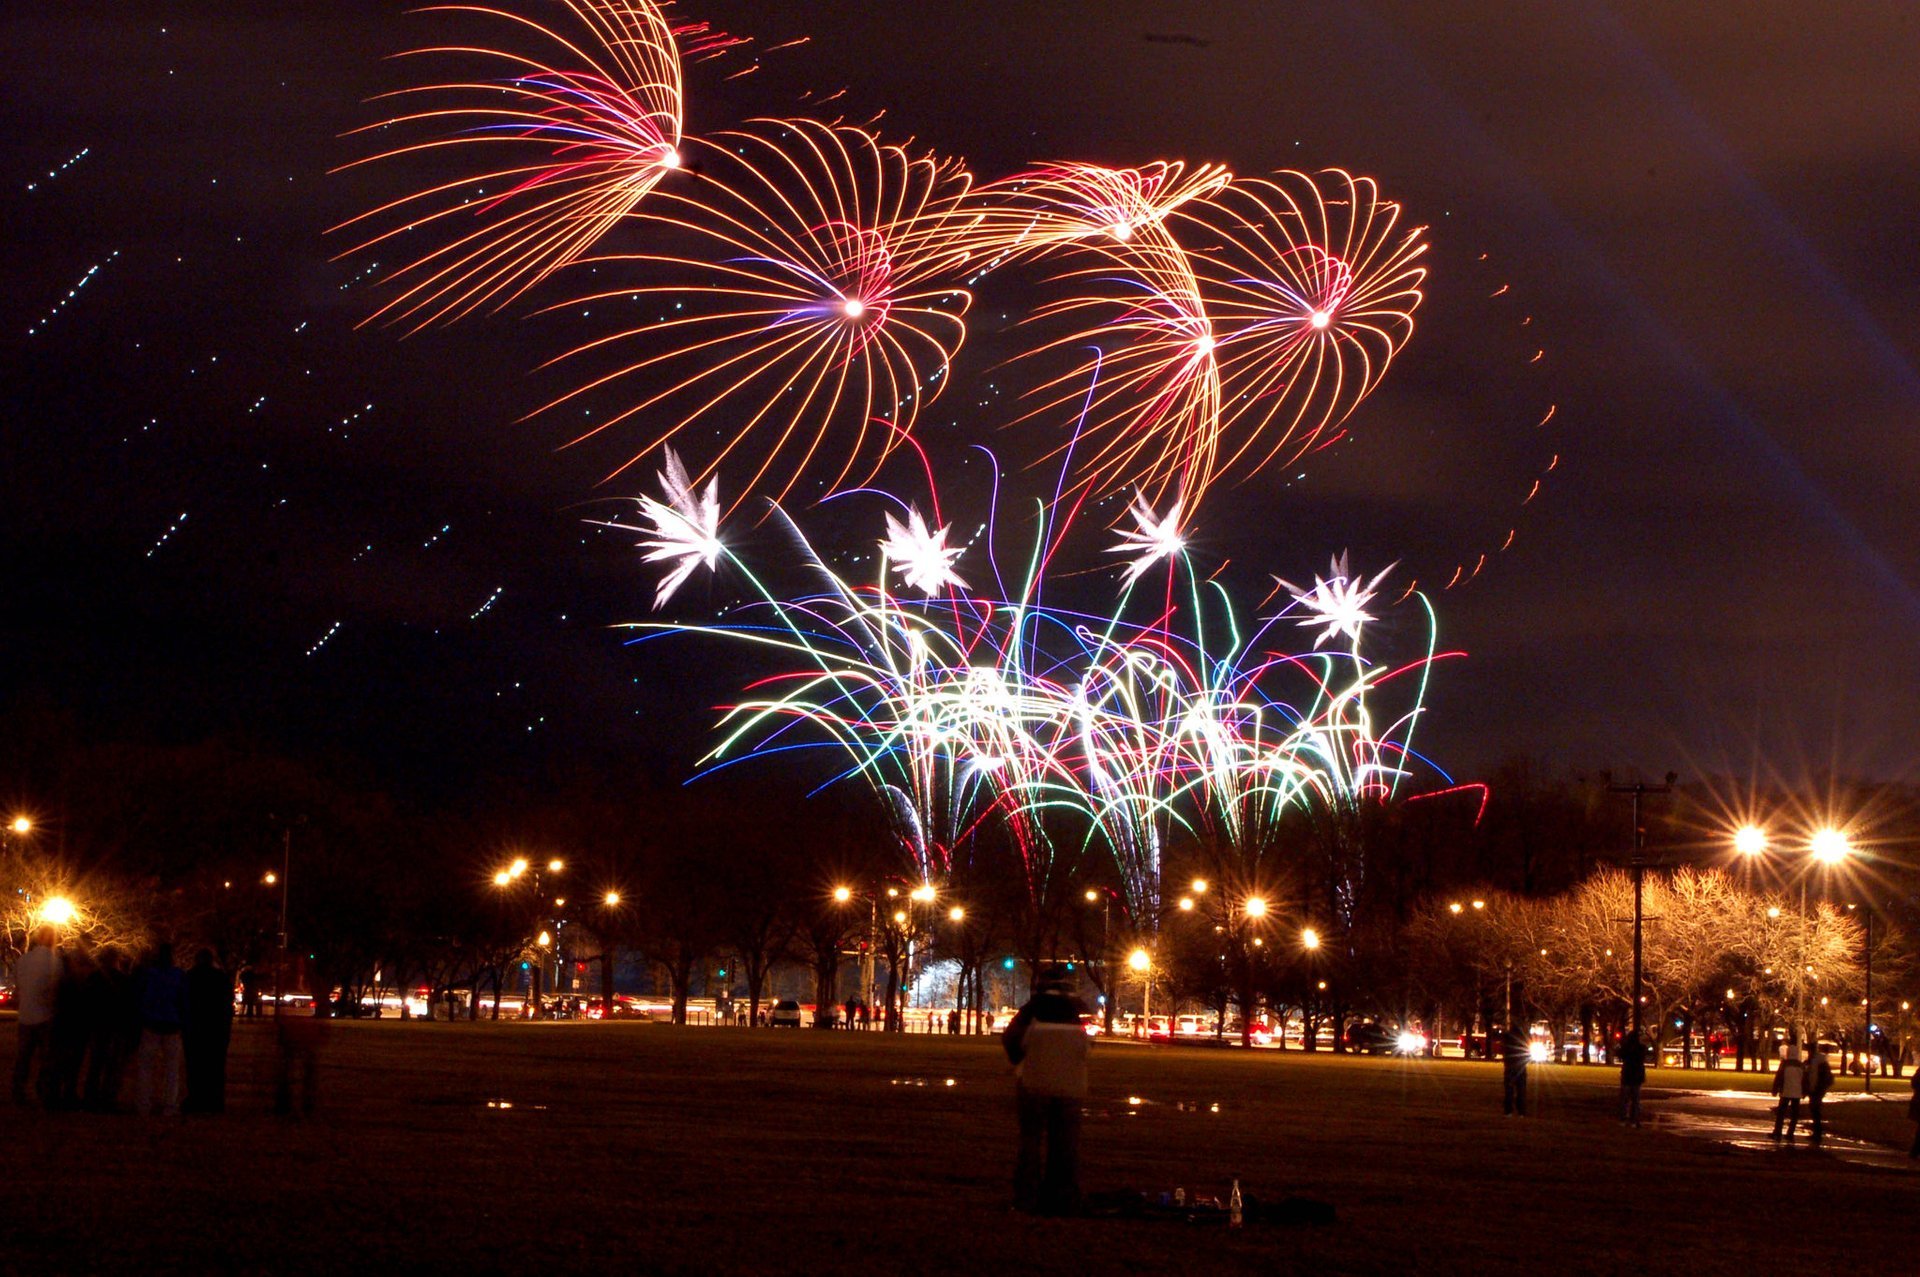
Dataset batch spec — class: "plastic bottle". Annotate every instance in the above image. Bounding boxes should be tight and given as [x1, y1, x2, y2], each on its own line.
[1228, 1178, 1243, 1228]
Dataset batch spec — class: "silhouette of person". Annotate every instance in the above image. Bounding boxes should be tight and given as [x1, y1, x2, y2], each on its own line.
[133, 942, 189, 1116]
[1907, 1071, 1919, 1159]
[1502, 1025, 1531, 1116]
[1003, 966, 1092, 1215]
[184, 949, 235, 1114]
[1806, 1042, 1835, 1147]
[1618, 1029, 1648, 1126]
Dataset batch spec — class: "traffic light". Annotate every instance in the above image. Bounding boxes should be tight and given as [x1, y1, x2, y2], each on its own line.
[1001, 956, 1016, 971]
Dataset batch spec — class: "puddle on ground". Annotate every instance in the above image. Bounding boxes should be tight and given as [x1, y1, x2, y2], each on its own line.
[1645, 1094, 1912, 1172]
[1086, 1096, 1224, 1120]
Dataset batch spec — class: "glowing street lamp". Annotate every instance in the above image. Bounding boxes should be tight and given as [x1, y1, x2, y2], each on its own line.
[1190, 878, 1209, 895]
[603, 891, 621, 907]
[948, 905, 966, 923]
[910, 884, 936, 903]
[1733, 824, 1768, 857]
[1177, 896, 1195, 912]
[509, 857, 529, 879]
[547, 858, 565, 873]
[1447, 902, 1464, 915]
[1301, 927, 1321, 951]
[38, 896, 76, 927]
[1127, 947, 1153, 1034]
[9, 816, 31, 835]
[1810, 828, 1851, 865]
[1242, 896, 1268, 919]
[833, 886, 853, 903]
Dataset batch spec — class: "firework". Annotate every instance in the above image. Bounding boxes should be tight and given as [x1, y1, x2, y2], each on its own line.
[962, 162, 1229, 507]
[536, 118, 979, 510]
[333, 0, 707, 330]
[620, 452, 1454, 920]
[1175, 169, 1428, 478]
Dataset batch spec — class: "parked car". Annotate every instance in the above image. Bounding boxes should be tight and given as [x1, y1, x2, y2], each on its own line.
[770, 999, 804, 1028]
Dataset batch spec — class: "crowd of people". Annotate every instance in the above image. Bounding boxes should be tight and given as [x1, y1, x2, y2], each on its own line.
[9, 926, 234, 1116]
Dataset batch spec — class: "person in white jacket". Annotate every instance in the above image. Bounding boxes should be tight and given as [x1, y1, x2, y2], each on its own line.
[1002, 966, 1091, 1215]
[1771, 1042, 1807, 1139]
[10, 926, 62, 1107]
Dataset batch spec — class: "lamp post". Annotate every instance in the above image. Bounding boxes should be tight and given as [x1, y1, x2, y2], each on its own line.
[1607, 773, 1676, 1042]
[1735, 821, 1852, 1057]
[1128, 947, 1152, 1032]
[492, 855, 563, 1018]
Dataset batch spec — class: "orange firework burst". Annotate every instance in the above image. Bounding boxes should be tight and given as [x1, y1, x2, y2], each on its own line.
[331, 0, 710, 331]
[536, 118, 978, 510]
[959, 161, 1233, 508]
[1176, 169, 1427, 480]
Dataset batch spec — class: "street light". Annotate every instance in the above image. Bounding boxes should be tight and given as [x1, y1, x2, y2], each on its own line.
[1810, 828, 1851, 865]
[9, 815, 31, 835]
[1127, 947, 1153, 1035]
[948, 905, 965, 923]
[38, 896, 76, 927]
[833, 885, 852, 903]
[547, 858, 565, 873]
[1301, 927, 1321, 951]
[603, 890, 621, 907]
[1733, 824, 1768, 857]
[1191, 878, 1209, 895]
[911, 884, 936, 903]
[1242, 895, 1268, 918]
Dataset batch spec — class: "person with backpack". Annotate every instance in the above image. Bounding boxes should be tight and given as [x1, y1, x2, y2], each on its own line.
[1003, 965, 1092, 1215]
[1618, 1029, 1649, 1126]
[1806, 1043, 1835, 1147]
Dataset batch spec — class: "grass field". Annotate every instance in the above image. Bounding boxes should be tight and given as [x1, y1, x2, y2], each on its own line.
[3, 1019, 1916, 1275]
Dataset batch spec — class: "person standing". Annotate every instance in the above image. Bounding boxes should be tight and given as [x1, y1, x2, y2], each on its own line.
[238, 966, 262, 1020]
[1618, 1029, 1649, 1126]
[1907, 1070, 1920, 1159]
[133, 943, 189, 1116]
[1771, 1043, 1807, 1139]
[1806, 1042, 1835, 1147]
[10, 925, 62, 1107]
[1002, 966, 1091, 1216]
[81, 946, 130, 1112]
[1501, 1024, 1531, 1117]
[184, 949, 235, 1114]
[48, 941, 97, 1110]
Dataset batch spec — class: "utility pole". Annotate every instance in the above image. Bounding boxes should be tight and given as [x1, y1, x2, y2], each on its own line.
[1608, 773, 1676, 1042]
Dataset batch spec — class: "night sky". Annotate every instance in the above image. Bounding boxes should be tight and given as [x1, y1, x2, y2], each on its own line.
[7, 1, 1920, 807]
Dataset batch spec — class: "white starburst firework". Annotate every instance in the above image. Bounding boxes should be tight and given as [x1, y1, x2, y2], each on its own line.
[880, 508, 967, 596]
[1274, 552, 1395, 648]
[1107, 493, 1185, 587]
[632, 448, 723, 609]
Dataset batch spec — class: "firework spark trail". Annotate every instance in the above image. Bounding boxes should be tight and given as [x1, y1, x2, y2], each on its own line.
[332, 0, 699, 330]
[25, 146, 90, 193]
[1175, 169, 1427, 480]
[28, 252, 120, 337]
[962, 162, 1230, 508]
[617, 453, 1456, 917]
[536, 118, 980, 510]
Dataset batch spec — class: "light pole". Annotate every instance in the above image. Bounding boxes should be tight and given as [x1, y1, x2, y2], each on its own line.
[269, 815, 304, 1018]
[1128, 947, 1152, 1033]
[493, 855, 563, 1018]
[1607, 773, 1676, 1042]
[1735, 821, 1852, 1057]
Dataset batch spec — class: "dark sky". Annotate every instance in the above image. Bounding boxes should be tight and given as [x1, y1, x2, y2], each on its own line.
[6, 1, 1920, 804]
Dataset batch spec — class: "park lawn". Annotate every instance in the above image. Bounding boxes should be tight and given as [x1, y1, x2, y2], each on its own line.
[0, 1020, 1915, 1275]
